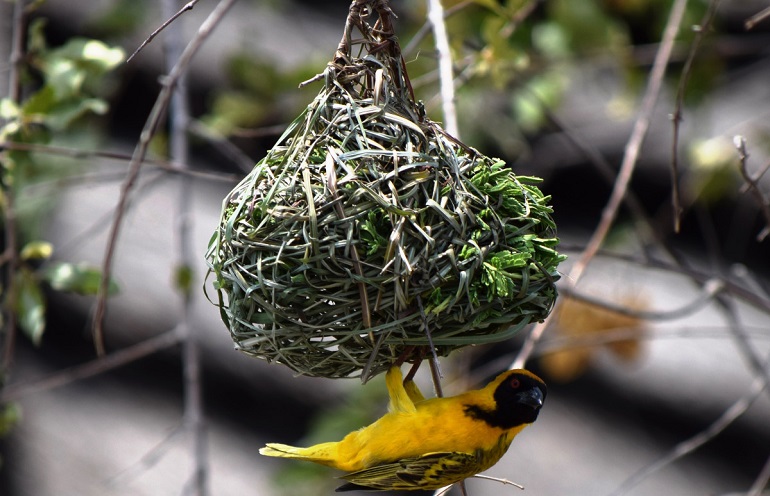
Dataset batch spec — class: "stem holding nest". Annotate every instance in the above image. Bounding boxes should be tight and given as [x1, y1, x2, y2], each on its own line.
[333, 0, 416, 108]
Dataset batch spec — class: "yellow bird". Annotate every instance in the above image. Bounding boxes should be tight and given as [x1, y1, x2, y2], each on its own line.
[260, 365, 547, 491]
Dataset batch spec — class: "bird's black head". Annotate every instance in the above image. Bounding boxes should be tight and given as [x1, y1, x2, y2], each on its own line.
[493, 370, 547, 428]
[464, 369, 547, 430]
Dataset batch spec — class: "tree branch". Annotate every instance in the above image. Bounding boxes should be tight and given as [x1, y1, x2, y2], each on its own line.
[0, 330, 180, 403]
[607, 354, 770, 496]
[570, 0, 689, 283]
[92, 0, 238, 356]
[127, 0, 201, 63]
[735, 136, 770, 242]
[670, 0, 721, 232]
[161, 0, 208, 493]
[1, 0, 28, 375]
[426, 0, 459, 137]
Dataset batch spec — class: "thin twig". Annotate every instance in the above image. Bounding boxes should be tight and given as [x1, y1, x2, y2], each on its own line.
[516, 0, 689, 368]
[670, 0, 721, 233]
[106, 425, 185, 487]
[6, 0, 24, 104]
[556, 245, 770, 314]
[536, 324, 770, 357]
[716, 292, 770, 400]
[92, 0, 238, 356]
[187, 120, 265, 173]
[745, 6, 770, 30]
[498, 0, 540, 38]
[534, 96, 662, 260]
[472, 473, 523, 490]
[428, 357, 453, 496]
[558, 279, 723, 322]
[0, 140, 241, 184]
[127, 0, 201, 63]
[511, 316, 551, 370]
[607, 354, 770, 496]
[426, 0, 459, 137]
[0, 329, 180, 403]
[735, 136, 770, 242]
[748, 453, 770, 496]
[161, 0, 208, 493]
[1, 0, 27, 374]
[570, 0, 689, 284]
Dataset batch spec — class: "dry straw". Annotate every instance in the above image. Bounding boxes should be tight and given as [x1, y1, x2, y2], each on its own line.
[206, 0, 565, 380]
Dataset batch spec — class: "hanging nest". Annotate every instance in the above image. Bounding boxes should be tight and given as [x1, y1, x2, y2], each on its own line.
[206, 0, 565, 380]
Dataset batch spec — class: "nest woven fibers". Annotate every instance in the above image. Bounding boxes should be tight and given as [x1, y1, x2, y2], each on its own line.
[206, 0, 566, 380]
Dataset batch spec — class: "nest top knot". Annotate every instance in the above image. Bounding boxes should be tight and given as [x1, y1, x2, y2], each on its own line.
[206, 0, 565, 380]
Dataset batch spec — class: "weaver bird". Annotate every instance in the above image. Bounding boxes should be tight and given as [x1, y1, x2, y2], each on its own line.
[260, 365, 546, 491]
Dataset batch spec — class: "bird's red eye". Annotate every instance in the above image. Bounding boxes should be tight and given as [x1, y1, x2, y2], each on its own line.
[510, 378, 521, 389]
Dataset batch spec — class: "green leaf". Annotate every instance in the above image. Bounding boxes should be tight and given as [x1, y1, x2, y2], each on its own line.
[46, 57, 87, 98]
[0, 98, 20, 120]
[202, 91, 267, 136]
[20, 241, 54, 261]
[44, 262, 119, 296]
[27, 18, 48, 55]
[472, 0, 507, 16]
[46, 98, 109, 130]
[15, 267, 46, 346]
[360, 210, 388, 256]
[21, 84, 57, 116]
[47, 38, 125, 76]
[480, 250, 529, 299]
[174, 264, 194, 296]
[0, 403, 22, 437]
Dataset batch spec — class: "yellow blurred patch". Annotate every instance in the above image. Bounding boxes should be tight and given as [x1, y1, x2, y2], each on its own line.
[540, 294, 648, 382]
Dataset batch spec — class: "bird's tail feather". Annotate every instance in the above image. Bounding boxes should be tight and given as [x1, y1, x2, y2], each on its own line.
[260, 442, 340, 467]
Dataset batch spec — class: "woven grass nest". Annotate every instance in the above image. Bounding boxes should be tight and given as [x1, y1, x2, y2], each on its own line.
[206, 0, 565, 380]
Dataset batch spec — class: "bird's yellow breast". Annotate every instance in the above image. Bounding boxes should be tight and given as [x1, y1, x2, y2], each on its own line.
[334, 390, 518, 472]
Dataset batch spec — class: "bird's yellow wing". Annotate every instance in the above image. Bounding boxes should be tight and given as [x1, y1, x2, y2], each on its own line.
[335, 451, 484, 492]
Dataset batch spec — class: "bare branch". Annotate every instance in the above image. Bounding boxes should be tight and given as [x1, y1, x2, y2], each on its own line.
[92, 0, 238, 356]
[512, 0, 691, 369]
[127, 0, 201, 63]
[607, 355, 770, 496]
[558, 245, 770, 314]
[1, 0, 27, 374]
[161, 0, 208, 492]
[670, 0, 721, 233]
[559, 279, 724, 322]
[6, 0, 24, 103]
[187, 120, 260, 173]
[471, 474, 523, 490]
[0, 330, 180, 403]
[748, 453, 770, 496]
[735, 135, 770, 242]
[0, 140, 241, 184]
[745, 6, 770, 30]
[570, 0, 690, 284]
[426, 0, 459, 137]
[106, 425, 185, 487]
[536, 324, 770, 356]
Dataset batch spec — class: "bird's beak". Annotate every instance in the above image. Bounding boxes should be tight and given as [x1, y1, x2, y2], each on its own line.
[516, 387, 544, 409]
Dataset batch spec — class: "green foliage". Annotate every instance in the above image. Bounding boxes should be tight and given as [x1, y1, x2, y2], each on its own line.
[15, 267, 47, 346]
[86, 0, 149, 38]
[1, 18, 125, 351]
[173, 264, 195, 297]
[201, 53, 320, 137]
[480, 249, 530, 299]
[44, 262, 120, 296]
[360, 209, 389, 256]
[0, 403, 22, 438]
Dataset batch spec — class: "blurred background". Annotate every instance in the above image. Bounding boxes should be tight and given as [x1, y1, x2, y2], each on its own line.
[1, 0, 769, 495]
